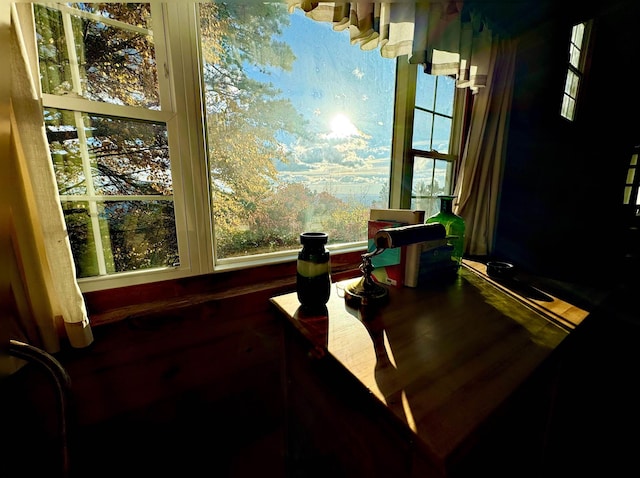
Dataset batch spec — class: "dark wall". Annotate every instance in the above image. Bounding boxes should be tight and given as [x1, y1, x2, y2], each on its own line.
[493, 1, 640, 284]
[3, 291, 286, 478]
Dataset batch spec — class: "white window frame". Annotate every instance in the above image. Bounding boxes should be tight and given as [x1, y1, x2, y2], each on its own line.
[390, 57, 466, 210]
[35, 2, 213, 292]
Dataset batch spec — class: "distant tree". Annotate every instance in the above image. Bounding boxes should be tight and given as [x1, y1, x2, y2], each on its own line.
[322, 203, 370, 243]
[378, 182, 390, 207]
[216, 181, 309, 256]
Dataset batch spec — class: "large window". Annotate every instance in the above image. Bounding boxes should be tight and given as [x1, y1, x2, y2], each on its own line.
[199, 3, 395, 262]
[34, 1, 463, 290]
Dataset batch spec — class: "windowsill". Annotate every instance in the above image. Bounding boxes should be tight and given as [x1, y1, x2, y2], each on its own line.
[83, 251, 611, 330]
[83, 250, 364, 327]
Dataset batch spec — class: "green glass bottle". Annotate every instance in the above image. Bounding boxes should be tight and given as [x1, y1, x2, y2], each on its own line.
[425, 195, 466, 269]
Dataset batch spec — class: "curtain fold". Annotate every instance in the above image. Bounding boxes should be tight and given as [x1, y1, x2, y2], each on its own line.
[288, 0, 492, 93]
[453, 38, 517, 256]
[7, 3, 93, 352]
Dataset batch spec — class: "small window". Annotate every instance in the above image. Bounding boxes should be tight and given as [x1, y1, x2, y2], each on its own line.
[623, 147, 640, 217]
[560, 21, 592, 121]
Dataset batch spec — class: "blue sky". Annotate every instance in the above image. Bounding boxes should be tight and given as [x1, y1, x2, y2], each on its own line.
[246, 7, 397, 203]
[239, 6, 455, 206]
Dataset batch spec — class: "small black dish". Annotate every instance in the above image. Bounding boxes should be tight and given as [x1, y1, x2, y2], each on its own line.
[486, 261, 515, 280]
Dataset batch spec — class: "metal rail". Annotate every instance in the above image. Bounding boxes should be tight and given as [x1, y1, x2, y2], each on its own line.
[7, 339, 72, 478]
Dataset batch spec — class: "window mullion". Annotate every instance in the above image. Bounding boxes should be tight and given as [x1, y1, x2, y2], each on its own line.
[55, 3, 152, 36]
[61, 8, 110, 276]
[151, 2, 174, 113]
[449, 87, 466, 166]
[61, 8, 82, 95]
[73, 111, 108, 276]
[390, 57, 416, 209]
[41, 94, 175, 123]
[162, 1, 213, 274]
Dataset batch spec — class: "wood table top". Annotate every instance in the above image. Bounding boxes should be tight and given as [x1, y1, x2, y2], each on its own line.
[270, 261, 579, 471]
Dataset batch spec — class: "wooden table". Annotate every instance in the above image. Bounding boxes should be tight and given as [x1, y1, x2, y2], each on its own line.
[271, 262, 586, 477]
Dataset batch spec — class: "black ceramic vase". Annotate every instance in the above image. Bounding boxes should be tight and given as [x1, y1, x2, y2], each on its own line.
[296, 232, 331, 309]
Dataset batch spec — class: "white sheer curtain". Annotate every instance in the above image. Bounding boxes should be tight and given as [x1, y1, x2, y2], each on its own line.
[453, 38, 517, 255]
[5, 3, 93, 356]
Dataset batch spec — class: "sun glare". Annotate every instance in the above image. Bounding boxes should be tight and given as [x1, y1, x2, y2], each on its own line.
[329, 113, 358, 138]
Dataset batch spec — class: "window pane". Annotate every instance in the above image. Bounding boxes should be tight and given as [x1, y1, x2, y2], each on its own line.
[412, 109, 434, 150]
[432, 115, 452, 153]
[626, 168, 636, 185]
[46, 108, 88, 195]
[434, 76, 455, 116]
[103, 200, 178, 272]
[35, 3, 159, 108]
[561, 94, 575, 120]
[410, 157, 451, 215]
[64, 199, 178, 277]
[564, 70, 579, 97]
[85, 115, 171, 196]
[569, 44, 581, 69]
[571, 23, 585, 49]
[200, 3, 395, 259]
[415, 73, 436, 110]
[45, 109, 171, 197]
[63, 201, 101, 278]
